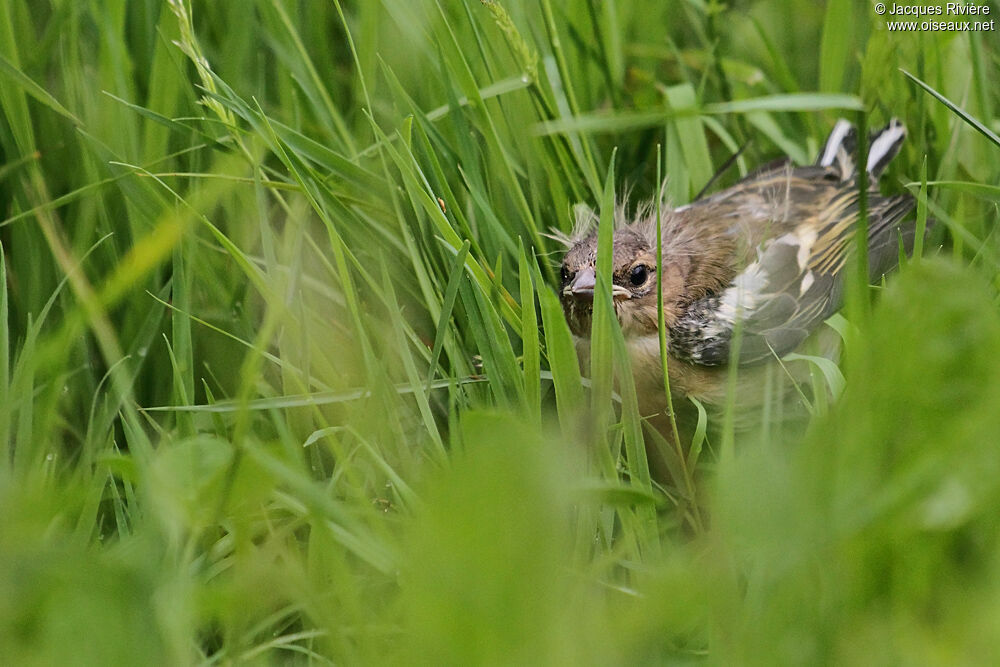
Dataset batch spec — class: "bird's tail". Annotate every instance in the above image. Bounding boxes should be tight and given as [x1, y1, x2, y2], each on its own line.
[817, 118, 907, 181]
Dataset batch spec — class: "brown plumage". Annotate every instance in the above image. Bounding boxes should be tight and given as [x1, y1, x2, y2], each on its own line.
[559, 119, 918, 416]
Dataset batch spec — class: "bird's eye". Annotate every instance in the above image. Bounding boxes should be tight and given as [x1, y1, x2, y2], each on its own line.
[560, 265, 571, 284]
[629, 264, 650, 286]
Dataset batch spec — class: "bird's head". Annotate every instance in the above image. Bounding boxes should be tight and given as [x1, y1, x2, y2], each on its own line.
[559, 228, 674, 338]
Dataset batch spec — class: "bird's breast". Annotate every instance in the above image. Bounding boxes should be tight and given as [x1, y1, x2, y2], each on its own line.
[624, 334, 729, 407]
[573, 333, 729, 415]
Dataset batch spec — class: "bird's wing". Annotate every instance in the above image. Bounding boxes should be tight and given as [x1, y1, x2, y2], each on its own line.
[668, 118, 916, 367]
[669, 188, 915, 367]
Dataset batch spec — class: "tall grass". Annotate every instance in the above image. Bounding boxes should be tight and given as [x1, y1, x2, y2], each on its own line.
[1, 0, 998, 663]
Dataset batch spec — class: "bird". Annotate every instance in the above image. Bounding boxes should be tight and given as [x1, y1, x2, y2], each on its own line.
[557, 119, 919, 444]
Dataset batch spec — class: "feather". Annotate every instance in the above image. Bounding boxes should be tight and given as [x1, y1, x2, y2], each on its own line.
[667, 119, 920, 366]
[866, 118, 906, 177]
[817, 118, 857, 180]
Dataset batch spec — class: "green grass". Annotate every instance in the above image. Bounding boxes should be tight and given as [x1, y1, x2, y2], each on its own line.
[1, 0, 999, 663]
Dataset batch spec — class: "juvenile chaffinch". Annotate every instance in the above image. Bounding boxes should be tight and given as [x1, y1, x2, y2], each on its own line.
[559, 119, 917, 418]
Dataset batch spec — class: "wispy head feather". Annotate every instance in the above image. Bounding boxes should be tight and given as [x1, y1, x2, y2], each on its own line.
[553, 181, 680, 248]
[543, 203, 599, 247]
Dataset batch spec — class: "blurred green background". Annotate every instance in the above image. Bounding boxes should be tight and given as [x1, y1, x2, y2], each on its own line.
[1, 0, 998, 663]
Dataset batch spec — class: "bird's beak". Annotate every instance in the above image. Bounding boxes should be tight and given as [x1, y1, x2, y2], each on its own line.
[565, 267, 595, 300]
[562, 268, 632, 301]
[611, 285, 632, 300]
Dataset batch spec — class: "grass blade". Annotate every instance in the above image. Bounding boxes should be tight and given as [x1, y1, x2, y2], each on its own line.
[902, 68, 1000, 148]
